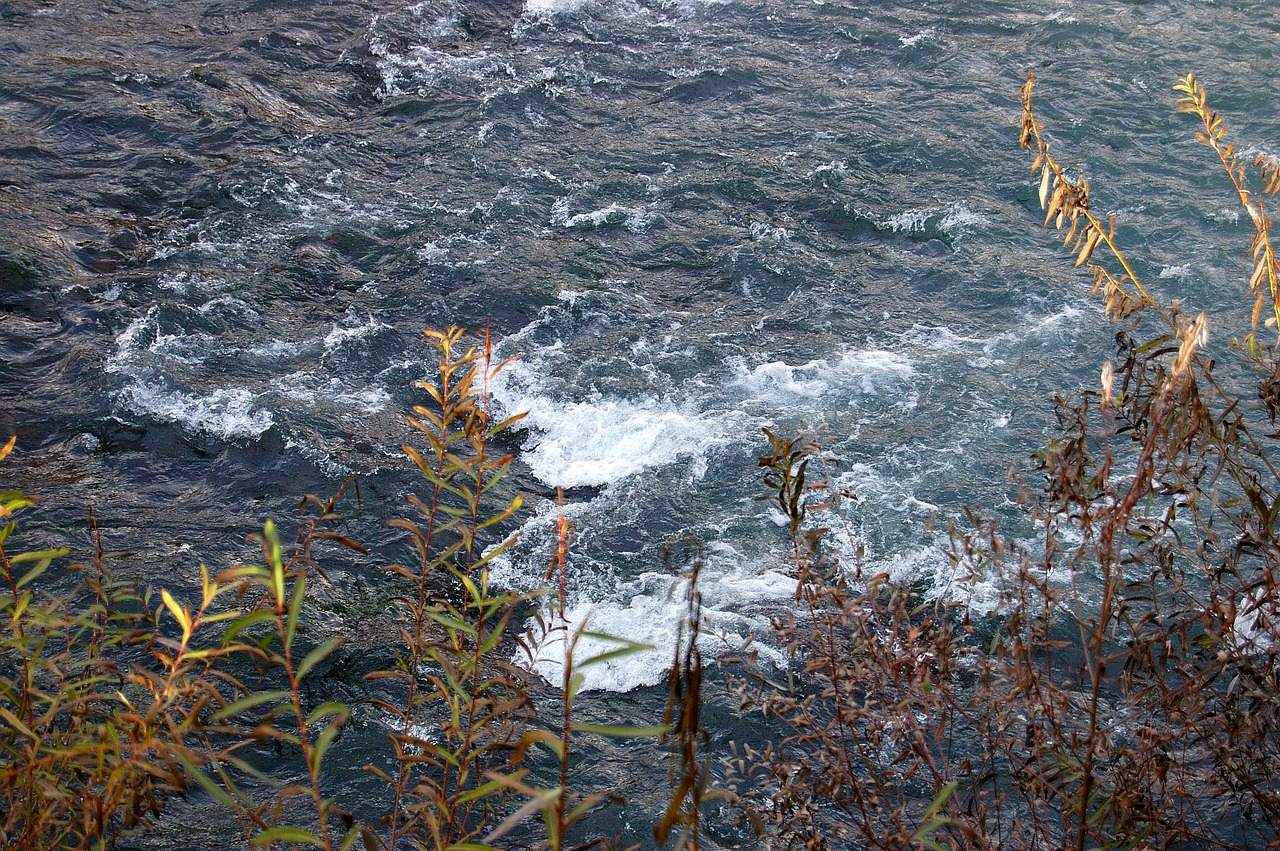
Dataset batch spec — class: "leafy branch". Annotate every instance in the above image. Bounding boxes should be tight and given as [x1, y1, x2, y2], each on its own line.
[1174, 72, 1280, 336]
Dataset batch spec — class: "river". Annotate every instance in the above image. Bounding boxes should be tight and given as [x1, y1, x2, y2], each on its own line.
[2, 0, 1277, 846]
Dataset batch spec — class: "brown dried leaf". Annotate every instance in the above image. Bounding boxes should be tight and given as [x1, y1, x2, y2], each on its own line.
[1044, 182, 1066, 227]
[1063, 213, 1080, 245]
[1250, 256, 1267, 295]
[1075, 229, 1101, 268]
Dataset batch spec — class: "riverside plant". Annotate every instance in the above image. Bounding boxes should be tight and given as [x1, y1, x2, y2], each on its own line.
[0, 327, 687, 851]
[719, 70, 1280, 850]
[0, 418, 374, 851]
[722, 430, 972, 850]
[978, 68, 1280, 848]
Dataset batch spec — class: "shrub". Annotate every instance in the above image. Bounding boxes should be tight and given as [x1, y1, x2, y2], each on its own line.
[1, 434, 231, 850]
[722, 69, 1280, 851]
[1, 327, 677, 851]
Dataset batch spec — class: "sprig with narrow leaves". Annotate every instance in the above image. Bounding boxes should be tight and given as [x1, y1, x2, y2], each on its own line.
[2, 439, 239, 850]
[197, 482, 367, 851]
[371, 327, 534, 851]
[1020, 68, 1156, 320]
[1175, 72, 1280, 336]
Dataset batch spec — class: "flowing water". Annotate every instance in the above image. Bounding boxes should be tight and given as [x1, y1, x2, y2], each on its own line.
[2, 0, 1278, 845]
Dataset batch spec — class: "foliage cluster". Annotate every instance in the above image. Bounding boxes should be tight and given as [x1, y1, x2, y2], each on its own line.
[2, 328, 691, 851]
[716, 70, 1280, 851]
[4, 70, 1280, 851]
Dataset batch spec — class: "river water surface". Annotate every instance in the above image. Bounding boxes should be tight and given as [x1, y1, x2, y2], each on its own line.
[2, 0, 1278, 845]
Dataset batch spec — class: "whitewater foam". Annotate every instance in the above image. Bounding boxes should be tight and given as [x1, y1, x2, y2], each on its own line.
[118, 384, 274, 440]
[497, 384, 729, 489]
[877, 202, 987, 241]
[550, 198, 653, 232]
[729, 349, 915, 405]
[323, 311, 389, 355]
[900, 27, 937, 48]
[518, 561, 796, 692]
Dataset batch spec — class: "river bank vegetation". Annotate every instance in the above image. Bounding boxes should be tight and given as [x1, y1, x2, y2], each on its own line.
[4, 70, 1280, 850]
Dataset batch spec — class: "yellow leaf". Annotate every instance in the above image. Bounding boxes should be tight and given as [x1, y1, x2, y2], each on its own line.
[161, 589, 192, 644]
[1250, 257, 1267, 294]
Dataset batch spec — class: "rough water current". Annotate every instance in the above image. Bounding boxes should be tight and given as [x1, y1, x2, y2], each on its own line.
[2, 0, 1278, 845]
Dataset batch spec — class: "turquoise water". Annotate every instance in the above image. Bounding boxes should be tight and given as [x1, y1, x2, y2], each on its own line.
[2, 0, 1277, 844]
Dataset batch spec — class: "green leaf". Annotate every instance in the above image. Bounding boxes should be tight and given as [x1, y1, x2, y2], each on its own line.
[477, 494, 523, 530]
[223, 609, 275, 645]
[483, 787, 560, 845]
[182, 759, 236, 808]
[477, 622, 507, 656]
[308, 717, 346, 775]
[1134, 334, 1175, 354]
[0, 496, 35, 517]
[542, 807, 561, 848]
[910, 781, 958, 848]
[921, 781, 958, 823]
[338, 825, 367, 851]
[212, 689, 291, 722]
[455, 778, 505, 805]
[264, 519, 285, 607]
[425, 611, 477, 637]
[306, 701, 349, 726]
[286, 575, 307, 649]
[297, 637, 344, 682]
[575, 629, 649, 647]
[565, 792, 608, 828]
[458, 572, 482, 605]
[11, 588, 31, 621]
[0, 705, 36, 740]
[12, 548, 69, 589]
[252, 826, 326, 847]
[576, 639, 653, 671]
[571, 722, 670, 738]
[915, 837, 951, 851]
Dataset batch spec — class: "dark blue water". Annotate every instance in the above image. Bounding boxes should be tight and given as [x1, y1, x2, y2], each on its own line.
[3, 0, 1278, 844]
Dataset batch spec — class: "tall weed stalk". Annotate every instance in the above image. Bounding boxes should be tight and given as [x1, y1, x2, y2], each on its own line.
[725, 431, 973, 850]
[366, 326, 533, 850]
[490, 496, 667, 851]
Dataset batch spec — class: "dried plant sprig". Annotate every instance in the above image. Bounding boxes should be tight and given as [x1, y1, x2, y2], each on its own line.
[1175, 73, 1280, 333]
[1008, 69, 1280, 849]
[1020, 69, 1156, 319]
[1258, 153, 1280, 195]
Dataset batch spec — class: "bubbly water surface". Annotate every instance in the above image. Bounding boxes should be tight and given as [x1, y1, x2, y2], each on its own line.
[2, 0, 1277, 843]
